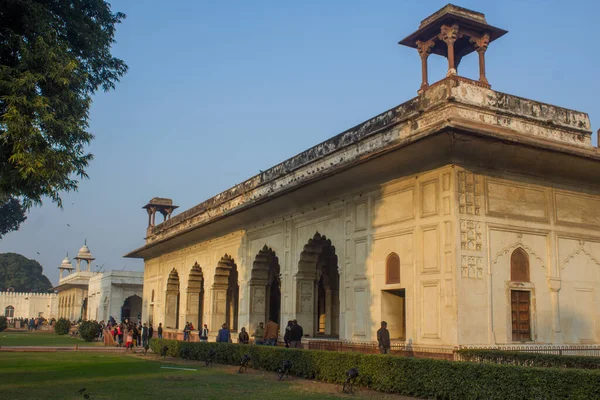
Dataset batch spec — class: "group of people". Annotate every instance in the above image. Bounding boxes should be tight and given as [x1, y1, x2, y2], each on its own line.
[213, 317, 304, 348]
[107, 318, 155, 350]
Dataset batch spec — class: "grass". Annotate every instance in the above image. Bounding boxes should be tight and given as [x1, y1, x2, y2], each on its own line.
[0, 331, 102, 347]
[0, 352, 412, 400]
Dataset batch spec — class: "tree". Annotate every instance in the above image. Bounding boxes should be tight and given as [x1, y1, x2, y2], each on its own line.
[0, 0, 128, 220]
[0, 195, 26, 239]
[0, 252, 52, 292]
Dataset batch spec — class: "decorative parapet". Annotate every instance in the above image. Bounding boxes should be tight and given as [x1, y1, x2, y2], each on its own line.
[0, 291, 57, 298]
[126, 78, 596, 257]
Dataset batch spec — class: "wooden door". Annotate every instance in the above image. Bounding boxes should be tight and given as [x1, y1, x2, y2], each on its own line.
[511, 290, 531, 341]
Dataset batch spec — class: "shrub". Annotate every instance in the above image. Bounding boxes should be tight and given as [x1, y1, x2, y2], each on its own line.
[78, 320, 102, 342]
[0, 316, 7, 332]
[457, 349, 600, 369]
[54, 318, 70, 335]
[149, 339, 600, 399]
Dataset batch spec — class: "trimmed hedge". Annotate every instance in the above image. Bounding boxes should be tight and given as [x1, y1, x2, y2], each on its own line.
[54, 318, 70, 335]
[0, 316, 7, 332]
[150, 339, 600, 399]
[457, 349, 600, 369]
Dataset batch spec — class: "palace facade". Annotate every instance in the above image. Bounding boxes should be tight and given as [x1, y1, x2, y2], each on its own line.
[126, 5, 600, 347]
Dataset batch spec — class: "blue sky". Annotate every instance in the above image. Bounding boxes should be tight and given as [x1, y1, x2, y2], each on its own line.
[1, 0, 598, 285]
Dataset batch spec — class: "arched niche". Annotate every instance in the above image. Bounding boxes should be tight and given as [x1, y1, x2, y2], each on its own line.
[212, 254, 239, 331]
[186, 262, 205, 329]
[296, 232, 340, 337]
[165, 268, 180, 329]
[248, 245, 280, 332]
[511, 248, 530, 282]
[386, 253, 401, 285]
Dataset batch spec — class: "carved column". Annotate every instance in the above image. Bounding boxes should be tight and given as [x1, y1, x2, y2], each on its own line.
[416, 40, 435, 93]
[440, 24, 460, 76]
[470, 33, 490, 84]
[547, 278, 563, 343]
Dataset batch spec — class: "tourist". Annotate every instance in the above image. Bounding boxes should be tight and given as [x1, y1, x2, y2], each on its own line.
[142, 323, 149, 348]
[377, 321, 391, 354]
[200, 324, 209, 342]
[149, 323, 154, 340]
[132, 324, 139, 347]
[264, 317, 278, 346]
[238, 327, 249, 344]
[157, 323, 163, 339]
[117, 324, 124, 347]
[289, 319, 303, 349]
[125, 330, 134, 350]
[216, 323, 231, 343]
[252, 322, 265, 345]
[283, 320, 293, 348]
[183, 322, 190, 342]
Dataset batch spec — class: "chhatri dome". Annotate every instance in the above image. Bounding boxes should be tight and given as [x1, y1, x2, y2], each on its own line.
[74, 241, 95, 271]
[58, 254, 73, 280]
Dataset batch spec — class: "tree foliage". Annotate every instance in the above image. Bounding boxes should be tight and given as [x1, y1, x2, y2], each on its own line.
[0, 0, 128, 209]
[0, 316, 7, 332]
[54, 317, 70, 335]
[0, 195, 26, 239]
[0, 252, 52, 292]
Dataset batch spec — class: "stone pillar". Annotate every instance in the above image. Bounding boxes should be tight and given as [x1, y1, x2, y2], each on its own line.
[186, 289, 201, 329]
[416, 40, 435, 93]
[211, 284, 228, 330]
[440, 24, 460, 76]
[165, 291, 179, 329]
[470, 33, 490, 85]
[295, 274, 316, 337]
[548, 278, 563, 343]
[248, 281, 267, 334]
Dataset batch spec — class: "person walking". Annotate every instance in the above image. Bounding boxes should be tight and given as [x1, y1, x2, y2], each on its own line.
[238, 327, 249, 344]
[142, 323, 149, 348]
[200, 324, 209, 342]
[283, 320, 293, 348]
[289, 319, 303, 349]
[377, 321, 391, 354]
[264, 317, 279, 346]
[157, 323, 163, 339]
[252, 322, 265, 345]
[216, 323, 231, 343]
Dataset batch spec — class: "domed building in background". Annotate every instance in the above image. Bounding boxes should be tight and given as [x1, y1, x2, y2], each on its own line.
[54, 242, 144, 323]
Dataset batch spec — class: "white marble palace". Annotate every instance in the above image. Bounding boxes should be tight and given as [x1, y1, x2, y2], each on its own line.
[126, 5, 600, 347]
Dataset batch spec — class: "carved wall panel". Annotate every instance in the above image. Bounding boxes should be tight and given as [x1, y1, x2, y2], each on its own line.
[458, 171, 482, 215]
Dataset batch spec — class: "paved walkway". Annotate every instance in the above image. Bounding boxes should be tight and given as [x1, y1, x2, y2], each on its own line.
[0, 345, 149, 353]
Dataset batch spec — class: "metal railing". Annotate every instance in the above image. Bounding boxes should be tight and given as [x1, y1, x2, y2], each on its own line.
[307, 339, 455, 360]
[456, 344, 600, 358]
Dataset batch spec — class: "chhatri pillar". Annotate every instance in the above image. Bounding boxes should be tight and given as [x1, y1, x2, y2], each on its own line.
[399, 4, 507, 93]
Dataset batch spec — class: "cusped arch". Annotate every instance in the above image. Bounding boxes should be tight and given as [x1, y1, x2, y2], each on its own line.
[251, 245, 279, 281]
[510, 247, 530, 282]
[167, 268, 180, 290]
[298, 232, 338, 280]
[188, 262, 204, 292]
[386, 252, 401, 284]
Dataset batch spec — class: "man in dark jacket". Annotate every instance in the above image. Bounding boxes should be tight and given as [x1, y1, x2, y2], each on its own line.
[157, 323, 163, 339]
[148, 323, 154, 340]
[377, 321, 391, 354]
[142, 323, 149, 348]
[290, 319, 303, 349]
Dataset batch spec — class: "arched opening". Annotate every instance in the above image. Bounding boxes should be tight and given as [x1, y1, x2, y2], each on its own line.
[121, 295, 142, 324]
[5, 305, 14, 318]
[249, 245, 281, 331]
[165, 269, 180, 329]
[212, 254, 239, 331]
[149, 289, 155, 325]
[511, 247, 530, 282]
[510, 248, 531, 342]
[187, 262, 204, 329]
[296, 232, 340, 337]
[386, 253, 400, 284]
[382, 252, 406, 340]
[81, 297, 88, 321]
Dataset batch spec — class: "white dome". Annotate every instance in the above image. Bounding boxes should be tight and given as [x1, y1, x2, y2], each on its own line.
[60, 256, 73, 269]
[76, 244, 95, 260]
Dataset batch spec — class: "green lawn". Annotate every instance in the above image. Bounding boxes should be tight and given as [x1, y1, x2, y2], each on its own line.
[0, 331, 102, 347]
[0, 352, 411, 400]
